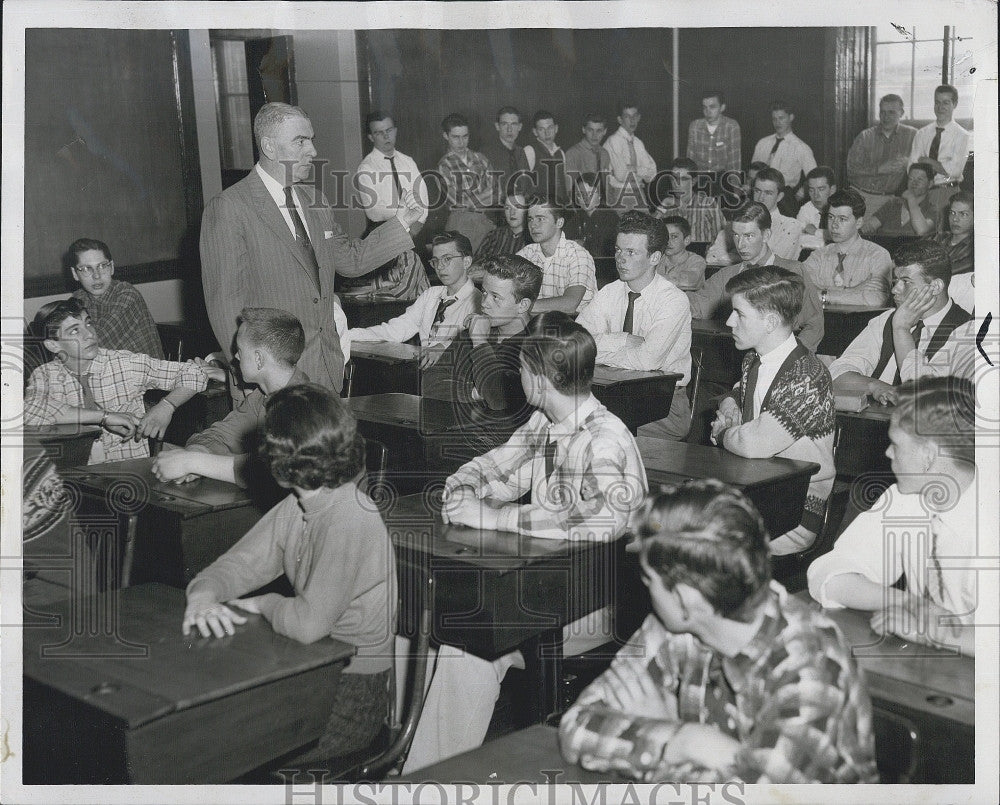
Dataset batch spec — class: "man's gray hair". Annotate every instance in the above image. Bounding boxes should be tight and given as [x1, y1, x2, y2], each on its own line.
[253, 102, 310, 147]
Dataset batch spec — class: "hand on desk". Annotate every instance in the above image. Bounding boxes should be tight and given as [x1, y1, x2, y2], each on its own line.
[865, 378, 898, 406]
[710, 398, 741, 445]
[665, 723, 740, 772]
[151, 448, 201, 484]
[870, 597, 973, 655]
[442, 487, 500, 530]
[182, 597, 248, 638]
[419, 343, 447, 369]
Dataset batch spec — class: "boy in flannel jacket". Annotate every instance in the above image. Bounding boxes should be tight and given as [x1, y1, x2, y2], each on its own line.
[710, 265, 835, 555]
[24, 298, 213, 463]
[559, 480, 878, 783]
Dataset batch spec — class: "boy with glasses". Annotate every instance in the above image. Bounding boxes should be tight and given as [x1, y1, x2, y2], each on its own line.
[348, 232, 481, 369]
[68, 238, 163, 358]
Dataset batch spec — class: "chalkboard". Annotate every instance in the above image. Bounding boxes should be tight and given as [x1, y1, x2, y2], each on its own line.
[23, 29, 202, 297]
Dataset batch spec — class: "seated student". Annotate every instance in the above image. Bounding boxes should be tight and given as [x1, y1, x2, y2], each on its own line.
[931, 191, 974, 311]
[421, 255, 542, 450]
[150, 307, 308, 487]
[656, 215, 707, 292]
[828, 241, 976, 402]
[705, 168, 800, 265]
[438, 113, 496, 252]
[796, 166, 837, 250]
[562, 173, 619, 259]
[473, 192, 531, 265]
[403, 314, 648, 772]
[803, 189, 893, 307]
[750, 100, 817, 206]
[578, 211, 692, 439]
[563, 112, 611, 196]
[68, 238, 164, 359]
[861, 162, 939, 239]
[349, 232, 481, 369]
[24, 298, 211, 463]
[689, 202, 824, 352]
[524, 110, 568, 205]
[705, 160, 767, 264]
[183, 383, 396, 760]
[560, 479, 878, 784]
[808, 376, 977, 657]
[711, 267, 835, 555]
[652, 157, 725, 245]
[517, 196, 598, 314]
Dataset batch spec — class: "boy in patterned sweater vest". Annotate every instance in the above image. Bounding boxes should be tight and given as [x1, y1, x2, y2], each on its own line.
[711, 266, 835, 555]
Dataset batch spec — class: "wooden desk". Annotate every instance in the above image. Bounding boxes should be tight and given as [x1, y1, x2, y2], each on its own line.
[638, 436, 819, 537]
[590, 367, 681, 434]
[818, 304, 889, 357]
[398, 724, 605, 784]
[350, 340, 420, 396]
[68, 457, 264, 588]
[691, 318, 744, 387]
[797, 593, 974, 783]
[340, 294, 410, 329]
[22, 583, 353, 783]
[385, 493, 625, 721]
[24, 424, 100, 471]
[835, 402, 894, 481]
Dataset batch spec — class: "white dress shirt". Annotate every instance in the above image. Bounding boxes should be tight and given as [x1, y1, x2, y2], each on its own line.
[355, 148, 429, 224]
[751, 132, 817, 188]
[828, 300, 978, 383]
[751, 333, 798, 417]
[348, 279, 479, 347]
[796, 201, 826, 250]
[576, 273, 691, 384]
[909, 120, 970, 186]
[604, 127, 658, 190]
[808, 477, 977, 622]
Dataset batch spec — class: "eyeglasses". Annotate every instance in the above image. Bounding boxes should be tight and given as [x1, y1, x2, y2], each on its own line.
[430, 254, 463, 269]
[74, 261, 112, 277]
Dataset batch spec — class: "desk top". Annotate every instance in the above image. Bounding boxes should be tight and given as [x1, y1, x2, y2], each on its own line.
[591, 366, 680, 387]
[691, 318, 733, 338]
[824, 304, 892, 316]
[23, 583, 354, 730]
[399, 724, 605, 784]
[637, 436, 819, 489]
[385, 493, 611, 566]
[351, 340, 420, 362]
[837, 401, 894, 423]
[795, 593, 974, 726]
[69, 457, 253, 516]
[348, 393, 460, 433]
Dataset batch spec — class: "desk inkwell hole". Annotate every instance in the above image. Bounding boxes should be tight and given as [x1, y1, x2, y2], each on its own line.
[926, 694, 953, 708]
[91, 682, 120, 696]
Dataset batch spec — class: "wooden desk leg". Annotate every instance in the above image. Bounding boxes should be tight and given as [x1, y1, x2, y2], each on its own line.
[521, 629, 564, 723]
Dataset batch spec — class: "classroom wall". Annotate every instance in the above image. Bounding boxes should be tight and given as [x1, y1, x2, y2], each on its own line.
[23, 279, 185, 324]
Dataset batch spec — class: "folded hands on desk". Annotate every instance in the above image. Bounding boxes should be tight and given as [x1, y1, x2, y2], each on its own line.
[441, 486, 501, 530]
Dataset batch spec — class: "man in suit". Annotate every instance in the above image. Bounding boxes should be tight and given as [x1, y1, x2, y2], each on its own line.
[201, 102, 422, 393]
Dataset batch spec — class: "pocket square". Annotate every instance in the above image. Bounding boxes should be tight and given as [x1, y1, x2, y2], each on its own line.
[324, 230, 334, 239]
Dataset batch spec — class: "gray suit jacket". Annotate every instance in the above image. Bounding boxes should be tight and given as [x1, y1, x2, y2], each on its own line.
[687, 254, 825, 352]
[200, 169, 413, 391]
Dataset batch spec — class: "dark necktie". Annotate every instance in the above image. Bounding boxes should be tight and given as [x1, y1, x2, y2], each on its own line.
[76, 371, 99, 410]
[593, 147, 602, 175]
[433, 297, 456, 326]
[928, 127, 944, 161]
[386, 155, 403, 198]
[543, 436, 558, 480]
[834, 252, 847, 284]
[627, 138, 637, 170]
[819, 207, 829, 230]
[623, 291, 641, 334]
[769, 137, 783, 159]
[892, 320, 923, 385]
[283, 185, 321, 289]
[742, 354, 761, 423]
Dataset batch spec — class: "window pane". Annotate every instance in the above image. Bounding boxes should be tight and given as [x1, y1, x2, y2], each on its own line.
[911, 38, 946, 120]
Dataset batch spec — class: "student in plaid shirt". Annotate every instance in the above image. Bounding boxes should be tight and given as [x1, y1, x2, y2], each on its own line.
[24, 298, 212, 463]
[68, 238, 164, 358]
[559, 479, 878, 784]
[401, 313, 647, 772]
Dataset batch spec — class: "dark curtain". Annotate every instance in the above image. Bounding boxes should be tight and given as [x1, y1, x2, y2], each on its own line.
[824, 27, 871, 187]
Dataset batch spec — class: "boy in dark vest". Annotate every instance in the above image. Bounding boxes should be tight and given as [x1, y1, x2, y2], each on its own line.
[829, 241, 975, 405]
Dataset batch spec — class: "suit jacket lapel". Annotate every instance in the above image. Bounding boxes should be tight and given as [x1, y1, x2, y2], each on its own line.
[245, 172, 315, 279]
